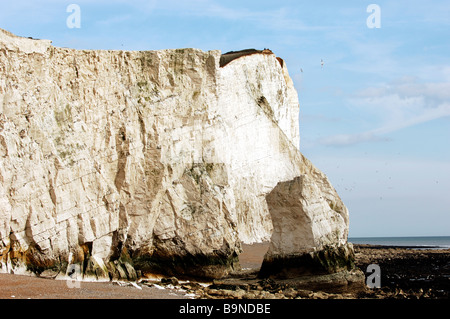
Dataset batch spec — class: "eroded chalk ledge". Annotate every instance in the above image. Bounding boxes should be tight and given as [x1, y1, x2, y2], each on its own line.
[133, 251, 240, 280]
[258, 244, 365, 293]
[259, 244, 355, 278]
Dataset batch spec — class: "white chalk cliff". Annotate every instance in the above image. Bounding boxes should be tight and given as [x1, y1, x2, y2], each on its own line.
[0, 29, 352, 280]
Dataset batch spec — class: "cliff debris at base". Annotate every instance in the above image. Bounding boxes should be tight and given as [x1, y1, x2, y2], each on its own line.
[0, 29, 357, 284]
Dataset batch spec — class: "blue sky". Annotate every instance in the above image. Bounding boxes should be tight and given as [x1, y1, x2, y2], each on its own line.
[1, 0, 449, 237]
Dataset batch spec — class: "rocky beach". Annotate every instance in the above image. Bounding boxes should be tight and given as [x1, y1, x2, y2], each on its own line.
[189, 243, 450, 300]
[1, 243, 449, 300]
[353, 244, 450, 299]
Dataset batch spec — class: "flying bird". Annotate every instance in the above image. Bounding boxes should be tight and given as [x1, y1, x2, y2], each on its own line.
[321, 59, 324, 69]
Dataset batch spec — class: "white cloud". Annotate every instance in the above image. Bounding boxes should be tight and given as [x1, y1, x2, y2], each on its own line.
[319, 78, 450, 146]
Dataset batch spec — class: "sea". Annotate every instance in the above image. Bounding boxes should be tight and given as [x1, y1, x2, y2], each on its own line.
[348, 236, 450, 249]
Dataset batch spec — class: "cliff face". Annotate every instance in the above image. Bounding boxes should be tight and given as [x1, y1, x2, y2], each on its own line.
[0, 29, 350, 280]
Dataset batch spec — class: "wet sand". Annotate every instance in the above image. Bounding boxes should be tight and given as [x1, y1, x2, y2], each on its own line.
[239, 242, 270, 269]
[0, 273, 189, 299]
